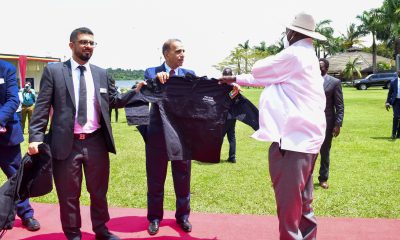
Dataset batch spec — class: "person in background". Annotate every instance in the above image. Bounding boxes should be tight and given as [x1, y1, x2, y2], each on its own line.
[219, 12, 327, 240]
[385, 71, 400, 139]
[16, 88, 23, 130]
[318, 58, 344, 189]
[28, 27, 138, 240]
[144, 39, 194, 236]
[21, 81, 36, 133]
[0, 59, 40, 232]
[109, 86, 120, 122]
[222, 67, 237, 163]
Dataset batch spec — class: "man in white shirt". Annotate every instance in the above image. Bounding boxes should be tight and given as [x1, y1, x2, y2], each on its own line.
[219, 12, 326, 240]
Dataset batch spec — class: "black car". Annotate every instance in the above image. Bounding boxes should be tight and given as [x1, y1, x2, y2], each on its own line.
[353, 72, 397, 90]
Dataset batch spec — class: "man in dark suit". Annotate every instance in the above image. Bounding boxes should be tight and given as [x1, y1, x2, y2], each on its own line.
[0, 60, 40, 231]
[222, 67, 237, 163]
[318, 58, 344, 189]
[28, 27, 137, 240]
[385, 71, 400, 139]
[144, 39, 195, 235]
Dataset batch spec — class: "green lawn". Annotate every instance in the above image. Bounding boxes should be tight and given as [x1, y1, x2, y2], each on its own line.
[6, 86, 400, 219]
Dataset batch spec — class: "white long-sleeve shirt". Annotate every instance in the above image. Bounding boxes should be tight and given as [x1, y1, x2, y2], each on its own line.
[236, 38, 326, 154]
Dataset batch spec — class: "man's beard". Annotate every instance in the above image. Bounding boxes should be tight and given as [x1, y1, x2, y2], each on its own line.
[78, 52, 92, 62]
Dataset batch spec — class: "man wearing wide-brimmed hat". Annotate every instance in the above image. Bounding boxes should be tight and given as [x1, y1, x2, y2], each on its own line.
[219, 12, 327, 239]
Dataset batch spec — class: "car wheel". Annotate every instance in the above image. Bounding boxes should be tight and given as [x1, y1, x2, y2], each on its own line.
[359, 84, 367, 90]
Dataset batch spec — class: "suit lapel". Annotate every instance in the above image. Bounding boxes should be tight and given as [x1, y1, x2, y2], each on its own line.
[90, 64, 102, 109]
[155, 64, 166, 74]
[63, 60, 76, 109]
[323, 75, 332, 91]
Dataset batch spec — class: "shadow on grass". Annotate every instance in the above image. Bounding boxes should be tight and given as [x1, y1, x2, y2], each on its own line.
[193, 159, 238, 165]
[370, 136, 397, 141]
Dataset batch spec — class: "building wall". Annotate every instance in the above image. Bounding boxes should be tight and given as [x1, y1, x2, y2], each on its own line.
[4, 59, 49, 91]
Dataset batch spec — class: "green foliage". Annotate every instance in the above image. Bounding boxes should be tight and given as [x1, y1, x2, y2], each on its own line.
[8, 88, 400, 219]
[107, 68, 144, 81]
[342, 57, 362, 80]
[377, 61, 393, 71]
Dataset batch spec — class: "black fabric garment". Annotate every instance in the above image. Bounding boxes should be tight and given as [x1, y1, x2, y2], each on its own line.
[18, 143, 53, 200]
[0, 143, 52, 233]
[230, 94, 259, 131]
[124, 91, 150, 126]
[0, 168, 19, 232]
[139, 73, 258, 163]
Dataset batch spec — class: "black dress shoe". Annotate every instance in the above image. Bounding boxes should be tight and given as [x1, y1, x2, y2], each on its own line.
[22, 217, 40, 231]
[95, 228, 120, 240]
[227, 158, 236, 163]
[63, 227, 81, 240]
[148, 220, 160, 235]
[391, 134, 396, 139]
[177, 220, 192, 232]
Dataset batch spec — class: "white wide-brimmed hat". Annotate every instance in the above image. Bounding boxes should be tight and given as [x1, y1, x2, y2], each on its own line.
[286, 12, 327, 41]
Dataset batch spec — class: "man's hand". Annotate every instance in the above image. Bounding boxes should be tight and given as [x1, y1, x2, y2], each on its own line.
[231, 83, 242, 92]
[28, 142, 43, 155]
[218, 76, 236, 85]
[386, 103, 391, 111]
[134, 81, 147, 93]
[332, 126, 341, 137]
[156, 72, 170, 84]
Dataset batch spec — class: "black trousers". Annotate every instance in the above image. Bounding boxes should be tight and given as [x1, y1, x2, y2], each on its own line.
[109, 107, 118, 122]
[224, 119, 236, 160]
[392, 100, 400, 137]
[53, 131, 110, 235]
[319, 127, 333, 182]
[146, 144, 191, 223]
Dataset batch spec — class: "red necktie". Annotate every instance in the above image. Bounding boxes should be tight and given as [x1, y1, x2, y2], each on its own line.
[169, 69, 175, 76]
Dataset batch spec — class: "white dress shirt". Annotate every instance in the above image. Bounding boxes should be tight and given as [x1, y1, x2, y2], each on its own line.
[397, 78, 400, 99]
[236, 38, 326, 154]
[164, 63, 180, 76]
[70, 58, 101, 134]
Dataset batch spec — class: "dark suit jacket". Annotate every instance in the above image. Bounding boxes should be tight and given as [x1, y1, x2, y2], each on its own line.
[386, 76, 399, 105]
[29, 60, 137, 160]
[0, 60, 24, 146]
[323, 74, 344, 129]
[144, 63, 195, 80]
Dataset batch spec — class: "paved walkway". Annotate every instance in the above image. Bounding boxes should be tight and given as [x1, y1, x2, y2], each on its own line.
[3, 203, 399, 239]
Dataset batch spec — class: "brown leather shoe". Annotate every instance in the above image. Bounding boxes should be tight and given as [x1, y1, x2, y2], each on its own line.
[319, 181, 329, 189]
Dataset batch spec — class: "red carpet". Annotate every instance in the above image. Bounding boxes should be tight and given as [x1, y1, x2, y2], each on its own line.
[2, 203, 399, 240]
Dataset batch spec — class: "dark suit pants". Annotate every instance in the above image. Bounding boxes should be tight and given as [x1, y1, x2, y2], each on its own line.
[0, 144, 34, 220]
[269, 142, 317, 240]
[53, 132, 110, 235]
[319, 128, 333, 182]
[146, 144, 191, 223]
[224, 119, 236, 160]
[392, 100, 400, 137]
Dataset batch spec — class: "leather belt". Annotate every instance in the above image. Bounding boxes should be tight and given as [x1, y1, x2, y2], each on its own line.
[73, 129, 101, 140]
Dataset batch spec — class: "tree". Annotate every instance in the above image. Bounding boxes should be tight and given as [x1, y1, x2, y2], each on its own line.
[380, 0, 400, 59]
[238, 40, 252, 73]
[314, 19, 334, 58]
[342, 57, 362, 81]
[324, 36, 345, 58]
[341, 23, 366, 49]
[357, 9, 385, 73]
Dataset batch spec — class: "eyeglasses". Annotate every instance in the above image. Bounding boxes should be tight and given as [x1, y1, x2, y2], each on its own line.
[76, 40, 97, 47]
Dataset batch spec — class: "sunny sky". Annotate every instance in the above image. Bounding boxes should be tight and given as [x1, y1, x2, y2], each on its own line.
[1, 0, 384, 77]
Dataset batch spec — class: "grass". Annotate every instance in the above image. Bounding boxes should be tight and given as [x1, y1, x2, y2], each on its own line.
[4, 86, 400, 219]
